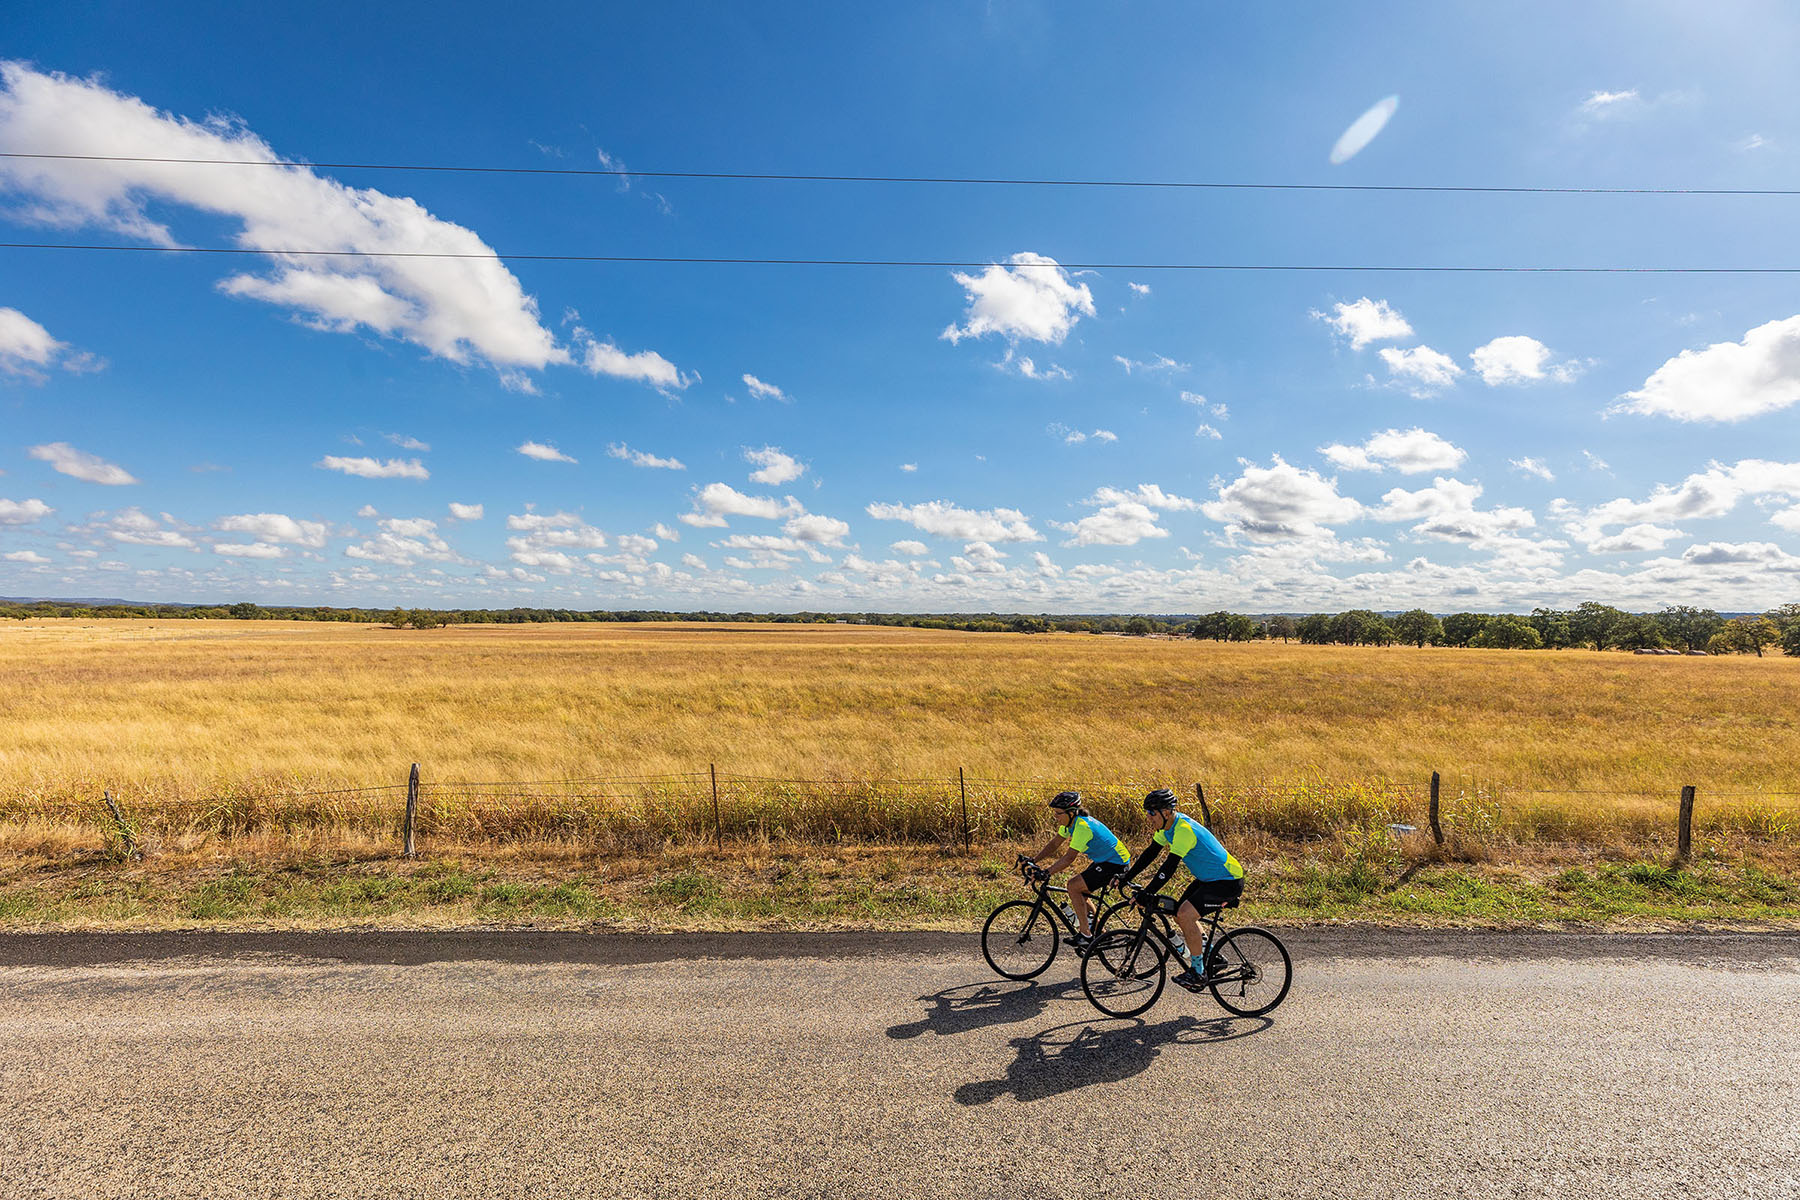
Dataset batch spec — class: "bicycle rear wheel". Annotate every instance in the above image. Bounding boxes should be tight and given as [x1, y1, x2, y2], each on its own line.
[981, 899, 1059, 980]
[1080, 928, 1168, 1018]
[1206, 927, 1292, 1016]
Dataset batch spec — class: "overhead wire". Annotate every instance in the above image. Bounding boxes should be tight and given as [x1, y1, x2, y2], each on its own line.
[0, 241, 1795, 273]
[4, 150, 1799, 196]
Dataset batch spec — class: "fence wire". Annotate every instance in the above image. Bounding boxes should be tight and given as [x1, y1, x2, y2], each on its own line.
[12, 770, 1797, 847]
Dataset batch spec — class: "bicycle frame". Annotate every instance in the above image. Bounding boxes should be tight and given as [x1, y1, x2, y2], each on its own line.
[1013, 869, 1132, 944]
[1105, 899, 1250, 985]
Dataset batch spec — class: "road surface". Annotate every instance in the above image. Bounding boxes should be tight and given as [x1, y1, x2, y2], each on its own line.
[2, 929, 1797, 1198]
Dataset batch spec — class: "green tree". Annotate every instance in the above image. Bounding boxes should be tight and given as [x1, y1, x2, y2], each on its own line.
[1328, 609, 1393, 646]
[1654, 605, 1724, 652]
[1441, 612, 1489, 647]
[1392, 609, 1444, 648]
[1469, 613, 1543, 649]
[1222, 613, 1257, 642]
[227, 601, 263, 620]
[1784, 620, 1800, 658]
[1264, 614, 1298, 643]
[1296, 614, 1332, 645]
[1529, 607, 1573, 649]
[1124, 617, 1155, 636]
[1610, 614, 1666, 651]
[1569, 602, 1625, 650]
[1709, 615, 1781, 657]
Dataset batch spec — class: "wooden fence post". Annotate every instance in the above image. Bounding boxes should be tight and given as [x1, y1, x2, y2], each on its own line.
[958, 767, 971, 853]
[711, 763, 722, 846]
[1429, 771, 1444, 846]
[403, 763, 418, 858]
[102, 790, 141, 862]
[1677, 785, 1696, 863]
[1193, 783, 1213, 829]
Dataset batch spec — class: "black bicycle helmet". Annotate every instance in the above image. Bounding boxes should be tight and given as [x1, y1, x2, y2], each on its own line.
[1048, 790, 1082, 812]
[1142, 787, 1177, 812]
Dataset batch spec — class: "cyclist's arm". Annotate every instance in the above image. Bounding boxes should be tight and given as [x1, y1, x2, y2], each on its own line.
[1044, 849, 1079, 876]
[1117, 843, 1165, 887]
[1028, 835, 1065, 866]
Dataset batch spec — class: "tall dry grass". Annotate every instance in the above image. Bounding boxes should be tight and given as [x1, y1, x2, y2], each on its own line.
[3, 618, 1798, 849]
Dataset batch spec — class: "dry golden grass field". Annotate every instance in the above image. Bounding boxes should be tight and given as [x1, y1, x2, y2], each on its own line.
[3, 618, 1797, 928]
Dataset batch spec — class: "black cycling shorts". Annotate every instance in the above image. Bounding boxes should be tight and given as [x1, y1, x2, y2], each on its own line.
[1078, 861, 1125, 891]
[1178, 876, 1244, 911]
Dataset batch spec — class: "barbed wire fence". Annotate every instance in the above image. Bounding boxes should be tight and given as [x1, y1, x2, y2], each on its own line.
[51, 765, 1799, 861]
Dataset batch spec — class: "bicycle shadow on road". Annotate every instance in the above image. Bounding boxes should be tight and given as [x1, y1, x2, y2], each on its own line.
[887, 978, 1086, 1040]
[954, 1014, 1272, 1105]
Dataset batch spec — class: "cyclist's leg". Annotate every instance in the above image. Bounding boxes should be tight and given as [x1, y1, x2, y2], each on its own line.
[1067, 872, 1091, 934]
[1175, 878, 1244, 970]
[1073, 862, 1121, 935]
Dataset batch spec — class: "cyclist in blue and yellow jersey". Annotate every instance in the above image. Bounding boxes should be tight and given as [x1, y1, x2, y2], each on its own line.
[1117, 787, 1245, 992]
[1022, 790, 1131, 952]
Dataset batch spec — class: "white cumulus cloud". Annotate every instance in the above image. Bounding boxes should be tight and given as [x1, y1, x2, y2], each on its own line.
[1470, 336, 1583, 385]
[0, 306, 102, 380]
[448, 502, 484, 521]
[0, 63, 685, 391]
[865, 500, 1042, 543]
[2, 549, 50, 564]
[1379, 345, 1464, 395]
[1315, 298, 1413, 350]
[1613, 315, 1800, 422]
[1321, 428, 1466, 474]
[744, 446, 805, 485]
[1202, 457, 1364, 543]
[0, 497, 54, 524]
[680, 483, 803, 528]
[941, 252, 1095, 346]
[214, 512, 329, 547]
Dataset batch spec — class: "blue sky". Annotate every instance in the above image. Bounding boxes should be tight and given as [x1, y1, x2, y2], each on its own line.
[3, 1, 1800, 612]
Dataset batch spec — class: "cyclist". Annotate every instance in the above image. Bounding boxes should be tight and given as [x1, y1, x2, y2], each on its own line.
[1020, 790, 1131, 952]
[1116, 787, 1244, 992]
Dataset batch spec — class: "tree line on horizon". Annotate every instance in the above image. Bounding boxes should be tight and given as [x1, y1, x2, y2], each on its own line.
[4, 597, 1798, 655]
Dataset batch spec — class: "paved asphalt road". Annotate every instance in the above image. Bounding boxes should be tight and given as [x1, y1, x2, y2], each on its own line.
[2, 929, 1797, 1199]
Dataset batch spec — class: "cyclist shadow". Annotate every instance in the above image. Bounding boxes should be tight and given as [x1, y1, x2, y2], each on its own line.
[887, 978, 1086, 1040]
[953, 1013, 1272, 1105]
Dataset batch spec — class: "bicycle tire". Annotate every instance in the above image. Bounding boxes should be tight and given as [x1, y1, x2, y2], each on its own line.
[1206, 927, 1292, 1016]
[1089, 896, 1138, 940]
[1080, 928, 1168, 1017]
[981, 899, 1059, 980]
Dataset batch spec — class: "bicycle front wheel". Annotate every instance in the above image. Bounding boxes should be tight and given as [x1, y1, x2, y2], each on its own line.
[1081, 928, 1168, 1018]
[1207, 927, 1292, 1016]
[981, 899, 1059, 980]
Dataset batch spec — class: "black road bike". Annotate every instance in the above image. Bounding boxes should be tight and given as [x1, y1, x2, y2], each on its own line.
[1079, 883, 1292, 1018]
[980, 855, 1134, 980]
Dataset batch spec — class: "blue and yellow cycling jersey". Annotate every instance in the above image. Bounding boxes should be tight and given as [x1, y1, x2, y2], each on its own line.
[1056, 814, 1130, 867]
[1153, 812, 1243, 882]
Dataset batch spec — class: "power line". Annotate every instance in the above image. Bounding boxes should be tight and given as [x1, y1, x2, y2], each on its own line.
[0, 241, 1794, 273]
[4, 150, 1798, 197]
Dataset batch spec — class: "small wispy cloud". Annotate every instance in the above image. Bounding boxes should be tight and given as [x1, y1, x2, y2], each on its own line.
[1113, 353, 1189, 375]
[28, 442, 139, 485]
[384, 433, 431, 452]
[608, 442, 686, 470]
[316, 455, 429, 480]
[1510, 456, 1556, 482]
[516, 441, 576, 464]
[742, 373, 790, 403]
